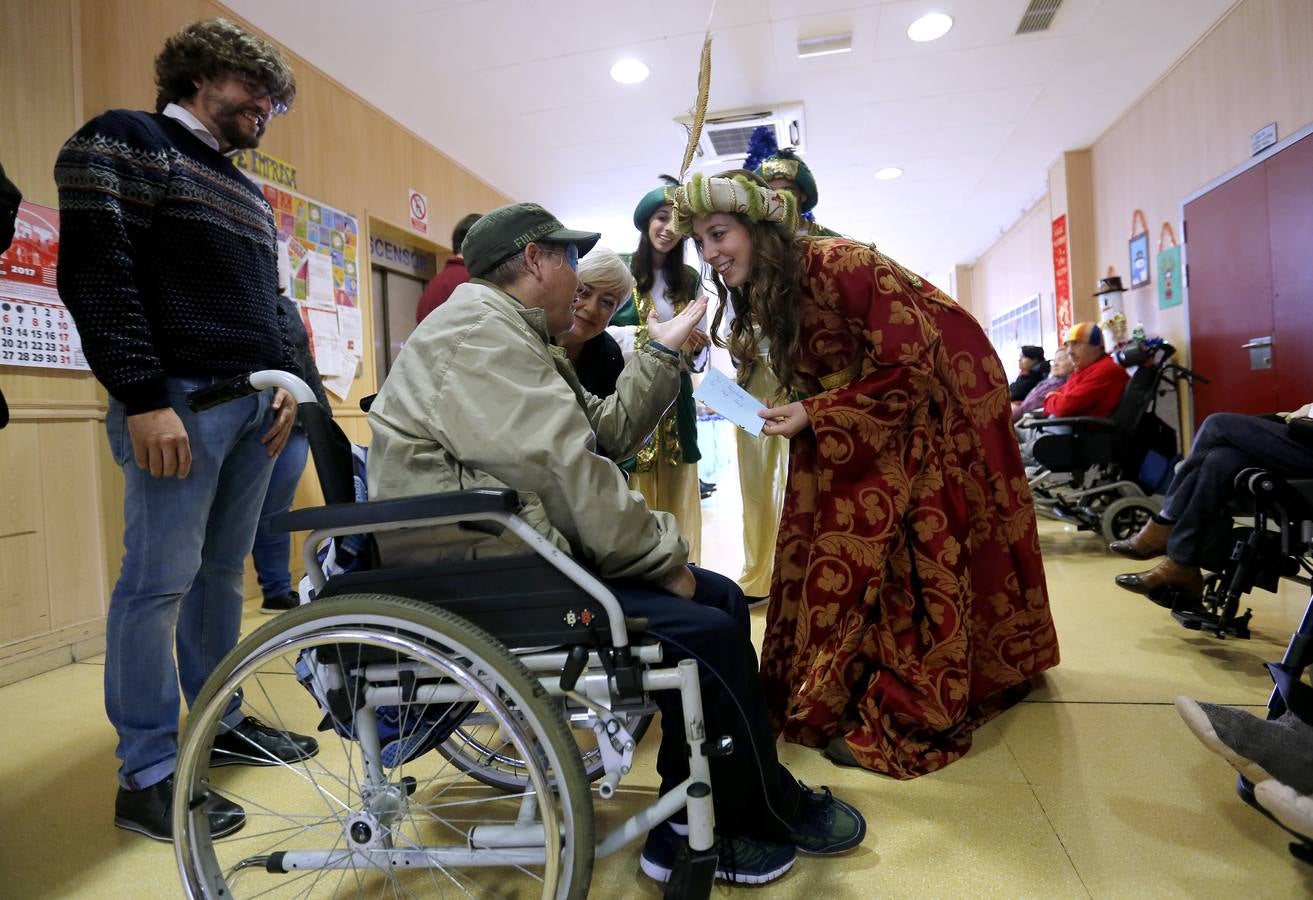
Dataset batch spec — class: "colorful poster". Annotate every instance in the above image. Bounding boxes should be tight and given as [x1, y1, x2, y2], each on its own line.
[0, 202, 89, 372]
[1051, 215, 1072, 338]
[253, 180, 360, 310]
[1157, 244, 1182, 309]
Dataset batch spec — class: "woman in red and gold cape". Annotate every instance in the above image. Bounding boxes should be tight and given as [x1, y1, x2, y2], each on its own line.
[673, 170, 1060, 779]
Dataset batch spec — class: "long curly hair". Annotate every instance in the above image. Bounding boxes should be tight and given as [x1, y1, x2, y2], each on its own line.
[154, 18, 296, 114]
[704, 170, 807, 392]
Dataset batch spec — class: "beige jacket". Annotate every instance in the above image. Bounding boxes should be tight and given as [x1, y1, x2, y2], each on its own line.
[367, 279, 689, 583]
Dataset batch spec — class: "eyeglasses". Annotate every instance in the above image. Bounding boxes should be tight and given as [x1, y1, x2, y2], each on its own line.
[538, 243, 579, 272]
[240, 72, 289, 117]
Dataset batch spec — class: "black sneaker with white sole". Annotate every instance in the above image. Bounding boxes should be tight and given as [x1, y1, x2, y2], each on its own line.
[640, 822, 796, 886]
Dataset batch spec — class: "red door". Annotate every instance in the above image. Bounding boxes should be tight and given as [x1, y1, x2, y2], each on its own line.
[1184, 163, 1277, 424]
[1265, 134, 1313, 414]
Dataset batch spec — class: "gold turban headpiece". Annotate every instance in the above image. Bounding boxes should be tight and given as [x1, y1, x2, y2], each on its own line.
[669, 171, 800, 236]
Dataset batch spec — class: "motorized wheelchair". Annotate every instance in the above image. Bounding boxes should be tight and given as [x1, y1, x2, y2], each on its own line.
[1018, 341, 1206, 544]
[170, 370, 726, 899]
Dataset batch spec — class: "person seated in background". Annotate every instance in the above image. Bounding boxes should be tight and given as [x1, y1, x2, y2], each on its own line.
[557, 246, 632, 399]
[1012, 347, 1072, 424]
[1110, 407, 1313, 604]
[1041, 322, 1128, 419]
[1010, 345, 1050, 407]
[416, 212, 482, 323]
[366, 201, 865, 886]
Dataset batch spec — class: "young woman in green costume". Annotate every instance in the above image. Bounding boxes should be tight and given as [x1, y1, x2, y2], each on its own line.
[608, 182, 709, 562]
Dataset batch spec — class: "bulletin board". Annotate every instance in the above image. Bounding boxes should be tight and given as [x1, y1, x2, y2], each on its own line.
[0, 201, 89, 372]
[253, 179, 363, 400]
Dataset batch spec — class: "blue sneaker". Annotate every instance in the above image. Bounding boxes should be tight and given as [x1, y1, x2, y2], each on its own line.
[787, 783, 866, 855]
[639, 822, 796, 885]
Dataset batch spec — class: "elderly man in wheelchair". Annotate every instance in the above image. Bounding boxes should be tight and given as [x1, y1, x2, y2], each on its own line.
[169, 203, 865, 899]
[1108, 407, 1313, 638]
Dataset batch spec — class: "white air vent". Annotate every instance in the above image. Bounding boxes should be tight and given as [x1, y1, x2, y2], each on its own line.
[676, 103, 805, 168]
[1016, 0, 1063, 34]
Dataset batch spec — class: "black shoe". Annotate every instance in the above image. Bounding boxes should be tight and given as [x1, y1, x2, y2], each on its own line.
[211, 716, 320, 768]
[115, 775, 245, 842]
[699, 479, 717, 499]
[260, 591, 300, 614]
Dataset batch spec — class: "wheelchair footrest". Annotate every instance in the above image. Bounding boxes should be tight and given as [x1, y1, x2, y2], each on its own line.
[663, 840, 718, 900]
[1173, 607, 1253, 640]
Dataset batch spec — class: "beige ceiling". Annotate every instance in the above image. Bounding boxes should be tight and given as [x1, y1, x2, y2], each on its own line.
[226, 0, 1237, 276]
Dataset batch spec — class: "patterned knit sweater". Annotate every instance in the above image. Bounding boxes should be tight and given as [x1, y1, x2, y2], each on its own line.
[55, 110, 288, 414]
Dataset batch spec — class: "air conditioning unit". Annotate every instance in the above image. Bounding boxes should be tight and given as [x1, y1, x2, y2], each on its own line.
[675, 102, 805, 168]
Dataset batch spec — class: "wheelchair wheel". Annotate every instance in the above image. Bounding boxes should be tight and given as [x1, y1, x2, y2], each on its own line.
[173, 594, 594, 900]
[439, 706, 653, 793]
[1100, 496, 1161, 544]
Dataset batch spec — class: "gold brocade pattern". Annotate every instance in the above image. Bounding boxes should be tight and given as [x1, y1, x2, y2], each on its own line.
[633, 286, 691, 472]
[760, 238, 1059, 779]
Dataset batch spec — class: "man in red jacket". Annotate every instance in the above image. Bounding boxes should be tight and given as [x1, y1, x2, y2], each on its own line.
[1042, 321, 1127, 418]
[416, 212, 481, 323]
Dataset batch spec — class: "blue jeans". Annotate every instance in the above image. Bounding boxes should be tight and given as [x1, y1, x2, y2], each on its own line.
[104, 376, 277, 790]
[251, 427, 310, 600]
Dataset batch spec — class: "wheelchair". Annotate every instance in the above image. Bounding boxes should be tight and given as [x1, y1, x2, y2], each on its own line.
[1019, 342, 1206, 544]
[1163, 417, 1313, 641]
[170, 370, 723, 899]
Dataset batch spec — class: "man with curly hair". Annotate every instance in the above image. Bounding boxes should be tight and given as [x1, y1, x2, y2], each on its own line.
[55, 18, 316, 842]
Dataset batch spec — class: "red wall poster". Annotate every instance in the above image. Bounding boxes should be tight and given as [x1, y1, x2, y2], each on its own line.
[1051, 214, 1072, 338]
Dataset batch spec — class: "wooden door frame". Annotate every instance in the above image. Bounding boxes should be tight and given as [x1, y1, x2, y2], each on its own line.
[1180, 119, 1313, 427]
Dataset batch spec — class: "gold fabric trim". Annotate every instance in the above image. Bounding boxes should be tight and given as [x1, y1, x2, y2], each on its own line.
[819, 361, 862, 391]
[632, 286, 690, 471]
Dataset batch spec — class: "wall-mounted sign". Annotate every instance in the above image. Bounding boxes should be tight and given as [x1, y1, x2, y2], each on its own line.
[1250, 122, 1278, 157]
[370, 236, 437, 279]
[0, 201, 89, 372]
[1051, 214, 1072, 338]
[408, 189, 429, 234]
[233, 148, 299, 190]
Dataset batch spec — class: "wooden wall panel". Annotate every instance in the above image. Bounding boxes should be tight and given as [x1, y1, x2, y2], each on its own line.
[0, 0, 509, 683]
[41, 420, 109, 629]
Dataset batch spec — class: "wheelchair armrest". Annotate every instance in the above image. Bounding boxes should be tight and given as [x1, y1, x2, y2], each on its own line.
[271, 488, 520, 534]
[1019, 415, 1117, 431]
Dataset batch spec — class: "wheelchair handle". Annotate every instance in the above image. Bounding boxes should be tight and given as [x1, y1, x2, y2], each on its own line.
[187, 370, 319, 412]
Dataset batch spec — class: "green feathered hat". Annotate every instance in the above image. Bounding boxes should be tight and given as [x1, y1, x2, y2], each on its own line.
[754, 149, 818, 214]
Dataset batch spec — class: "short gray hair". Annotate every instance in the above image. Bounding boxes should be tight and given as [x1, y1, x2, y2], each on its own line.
[576, 247, 634, 301]
[481, 250, 530, 287]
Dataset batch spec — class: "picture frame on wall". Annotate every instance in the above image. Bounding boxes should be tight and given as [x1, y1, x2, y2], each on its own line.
[1129, 231, 1151, 288]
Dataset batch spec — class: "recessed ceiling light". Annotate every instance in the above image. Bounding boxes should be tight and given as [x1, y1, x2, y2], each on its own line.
[874, 167, 904, 180]
[907, 12, 953, 42]
[797, 33, 853, 59]
[610, 58, 649, 85]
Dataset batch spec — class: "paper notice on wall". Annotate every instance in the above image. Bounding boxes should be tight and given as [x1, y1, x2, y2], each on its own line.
[305, 251, 336, 310]
[321, 365, 354, 401]
[336, 305, 363, 356]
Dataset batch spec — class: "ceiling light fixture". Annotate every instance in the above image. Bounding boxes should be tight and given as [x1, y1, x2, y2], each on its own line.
[610, 58, 649, 85]
[907, 12, 953, 42]
[874, 167, 904, 180]
[797, 33, 853, 59]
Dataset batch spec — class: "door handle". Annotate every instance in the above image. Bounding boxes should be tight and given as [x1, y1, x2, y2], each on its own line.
[1241, 337, 1273, 350]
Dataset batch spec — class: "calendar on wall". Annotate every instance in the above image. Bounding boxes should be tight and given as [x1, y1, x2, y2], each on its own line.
[0, 201, 88, 372]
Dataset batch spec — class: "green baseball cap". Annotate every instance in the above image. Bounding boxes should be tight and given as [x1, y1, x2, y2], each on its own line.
[462, 202, 601, 277]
